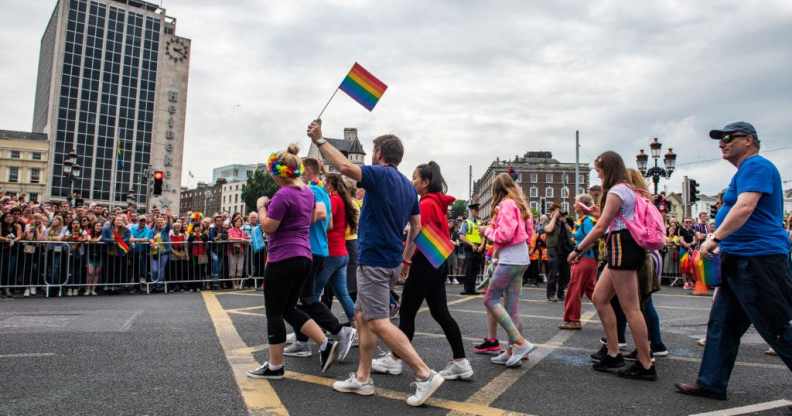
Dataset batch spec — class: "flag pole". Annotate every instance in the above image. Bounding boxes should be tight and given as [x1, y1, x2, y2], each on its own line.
[316, 87, 340, 121]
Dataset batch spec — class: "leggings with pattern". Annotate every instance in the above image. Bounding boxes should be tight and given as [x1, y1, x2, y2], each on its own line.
[484, 263, 528, 344]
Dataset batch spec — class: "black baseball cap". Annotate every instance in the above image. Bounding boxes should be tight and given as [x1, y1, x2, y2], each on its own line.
[709, 121, 759, 143]
[468, 202, 480, 209]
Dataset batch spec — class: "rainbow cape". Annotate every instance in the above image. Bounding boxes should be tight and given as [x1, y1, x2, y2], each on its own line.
[113, 230, 129, 254]
[339, 63, 387, 111]
[415, 224, 454, 269]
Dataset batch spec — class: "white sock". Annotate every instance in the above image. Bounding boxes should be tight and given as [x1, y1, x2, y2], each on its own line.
[268, 362, 283, 371]
[320, 338, 329, 351]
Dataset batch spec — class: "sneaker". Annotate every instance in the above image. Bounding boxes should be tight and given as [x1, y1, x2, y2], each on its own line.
[283, 341, 312, 358]
[617, 361, 658, 381]
[624, 349, 654, 362]
[592, 353, 625, 372]
[476, 276, 490, 291]
[505, 342, 537, 367]
[23, 288, 30, 297]
[83, 290, 91, 296]
[697, 338, 706, 347]
[438, 359, 474, 381]
[490, 351, 511, 366]
[590, 345, 608, 362]
[406, 371, 445, 407]
[246, 362, 284, 380]
[473, 338, 502, 355]
[30, 287, 37, 296]
[766, 348, 777, 356]
[333, 373, 375, 396]
[337, 326, 356, 361]
[351, 331, 359, 348]
[285, 332, 296, 345]
[319, 340, 339, 373]
[652, 344, 670, 357]
[558, 321, 582, 330]
[600, 337, 628, 350]
[372, 353, 403, 375]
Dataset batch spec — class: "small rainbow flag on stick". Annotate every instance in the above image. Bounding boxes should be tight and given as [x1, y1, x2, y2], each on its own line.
[339, 62, 388, 111]
[415, 224, 454, 269]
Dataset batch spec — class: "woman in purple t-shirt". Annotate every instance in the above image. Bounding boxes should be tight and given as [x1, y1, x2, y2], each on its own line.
[246, 144, 339, 380]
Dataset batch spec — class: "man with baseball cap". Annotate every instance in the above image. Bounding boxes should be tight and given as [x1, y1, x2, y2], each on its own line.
[676, 121, 792, 400]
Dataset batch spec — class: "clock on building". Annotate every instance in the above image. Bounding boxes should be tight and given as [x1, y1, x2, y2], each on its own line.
[165, 37, 189, 63]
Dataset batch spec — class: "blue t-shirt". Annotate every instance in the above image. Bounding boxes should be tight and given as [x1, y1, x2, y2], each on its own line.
[715, 155, 790, 256]
[129, 225, 153, 252]
[574, 216, 597, 259]
[358, 165, 420, 268]
[309, 183, 331, 257]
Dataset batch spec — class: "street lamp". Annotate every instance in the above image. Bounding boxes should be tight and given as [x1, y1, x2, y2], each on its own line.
[636, 138, 675, 195]
[63, 147, 81, 206]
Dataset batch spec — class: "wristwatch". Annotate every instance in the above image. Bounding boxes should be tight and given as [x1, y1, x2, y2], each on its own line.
[315, 137, 328, 146]
[711, 236, 721, 244]
[573, 246, 582, 254]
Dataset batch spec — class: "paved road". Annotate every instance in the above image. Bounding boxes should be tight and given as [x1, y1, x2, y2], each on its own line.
[1, 284, 790, 416]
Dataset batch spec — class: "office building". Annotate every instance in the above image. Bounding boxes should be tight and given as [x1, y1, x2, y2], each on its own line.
[0, 130, 50, 202]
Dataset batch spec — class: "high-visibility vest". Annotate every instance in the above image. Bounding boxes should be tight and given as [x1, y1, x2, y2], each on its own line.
[465, 219, 482, 245]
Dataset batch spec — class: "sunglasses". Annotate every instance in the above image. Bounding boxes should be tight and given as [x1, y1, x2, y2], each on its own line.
[720, 133, 749, 144]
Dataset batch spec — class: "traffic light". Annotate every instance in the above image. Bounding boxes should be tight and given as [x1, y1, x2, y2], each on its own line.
[710, 203, 719, 218]
[688, 179, 699, 204]
[153, 170, 164, 195]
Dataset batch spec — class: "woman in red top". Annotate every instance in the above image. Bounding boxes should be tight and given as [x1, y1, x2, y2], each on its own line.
[371, 161, 472, 380]
[314, 173, 358, 322]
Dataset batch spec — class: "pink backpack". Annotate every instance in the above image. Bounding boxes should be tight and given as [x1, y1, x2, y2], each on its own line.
[621, 189, 667, 251]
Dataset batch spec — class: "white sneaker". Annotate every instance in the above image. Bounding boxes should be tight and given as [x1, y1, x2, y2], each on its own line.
[407, 371, 445, 407]
[371, 353, 403, 375]
[505, 342, 537, 367]
[337, 326, 356, 361]
[332, 373, 375, 396]
[438, 359, 474, 380]
[283, 341, 312, 357]
[285, 332, 296, 345]
[83, 290, 91, 296]
[490, 351, 510, 366]
[23, 288, 30, 297]
[30, 287, 37, 296]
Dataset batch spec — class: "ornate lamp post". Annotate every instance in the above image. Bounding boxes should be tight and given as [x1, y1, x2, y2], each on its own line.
[636, 138, 676, 195]
[63, 147, 81, 206]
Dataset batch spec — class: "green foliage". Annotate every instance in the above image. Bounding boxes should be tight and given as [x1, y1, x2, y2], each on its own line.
[241, 169, 278, 213]
[531, 207, 540, 219]
[449, 200, 467, 219]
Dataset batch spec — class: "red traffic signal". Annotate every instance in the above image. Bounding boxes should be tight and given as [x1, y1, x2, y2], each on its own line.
[153, 170, 164, 195]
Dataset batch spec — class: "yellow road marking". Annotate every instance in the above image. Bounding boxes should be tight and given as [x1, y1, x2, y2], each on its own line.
[202, 291, 288, 416]
[283, 371, 534, 416]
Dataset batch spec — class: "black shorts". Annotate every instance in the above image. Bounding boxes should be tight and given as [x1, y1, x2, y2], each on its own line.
[606, 229, 646, 271]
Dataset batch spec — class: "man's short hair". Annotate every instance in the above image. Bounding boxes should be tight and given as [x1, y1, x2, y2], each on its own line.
[302, 157, 323, 175]
[372, 134, 404, 166]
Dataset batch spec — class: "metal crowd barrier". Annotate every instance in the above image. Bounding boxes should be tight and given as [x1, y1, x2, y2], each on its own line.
[0, 240, 267, 297]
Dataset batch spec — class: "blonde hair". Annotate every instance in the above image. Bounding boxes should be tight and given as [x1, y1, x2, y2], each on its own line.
[267, 144, 303, 179]
[626, 168, 652, 199]
[491, 173, 530, 220]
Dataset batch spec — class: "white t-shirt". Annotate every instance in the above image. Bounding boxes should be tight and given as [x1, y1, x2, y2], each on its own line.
[498, 241, 531, 266]
[607, 183, 636, 232]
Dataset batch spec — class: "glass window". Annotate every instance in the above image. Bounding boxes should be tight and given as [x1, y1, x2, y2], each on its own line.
[9, 167, 19, 183]
[530, 201, 539, 211]
[563, 174, 569, 184]
[545, 187, 554, 198]
[544, 201, 553, 214]
[561, 187, 569, 198]
[545, 174, 553, 183]
[10, 150, 20, 159]
[562, 202, 570, 213]
[31, 168, 41, 184]
[529, 187, 538, 198]
[530, 173, 538, 183]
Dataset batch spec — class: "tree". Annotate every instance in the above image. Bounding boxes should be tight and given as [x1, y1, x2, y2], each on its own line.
[449, 200, 467, 219]
[241, 169, 278, 213]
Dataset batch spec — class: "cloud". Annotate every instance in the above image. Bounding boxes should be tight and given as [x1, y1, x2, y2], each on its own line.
[1, 0, 791, 199]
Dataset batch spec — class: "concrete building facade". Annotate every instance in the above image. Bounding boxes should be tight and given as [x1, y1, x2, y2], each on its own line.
[220, 180, 247, 215]
[212, 163, 265, 183]
[32, 0, 190, 211]
[0, 130, 50, 202]
[179, 179, 224, 217]
[472, 152, 589, 220]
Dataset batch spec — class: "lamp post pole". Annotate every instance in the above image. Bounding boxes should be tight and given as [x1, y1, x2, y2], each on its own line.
[62, 147, 81, 207]
[636, 138, 676, 196]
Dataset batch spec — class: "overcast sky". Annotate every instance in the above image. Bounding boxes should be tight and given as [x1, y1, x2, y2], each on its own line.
[2, 0, 791, 199]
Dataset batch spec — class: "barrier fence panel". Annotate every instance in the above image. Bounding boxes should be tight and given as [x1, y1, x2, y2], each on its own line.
[0, 240, 268, 297]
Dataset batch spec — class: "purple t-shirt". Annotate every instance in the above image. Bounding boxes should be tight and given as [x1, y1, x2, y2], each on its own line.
[266, 185, 314, 263]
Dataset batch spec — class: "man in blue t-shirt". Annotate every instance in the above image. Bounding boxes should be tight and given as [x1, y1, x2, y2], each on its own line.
[308, 120, 444, 406]
[676, 121, 792, 401]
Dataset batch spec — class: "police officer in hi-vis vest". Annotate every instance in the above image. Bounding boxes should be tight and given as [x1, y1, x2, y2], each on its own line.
[458, 202, 484, 295]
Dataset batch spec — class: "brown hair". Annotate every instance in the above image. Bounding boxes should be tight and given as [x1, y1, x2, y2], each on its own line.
[326, 173, 359, 234]
[302, 157, 324, 176]
[491, 173, 530, 220]
[372, 134, 404, 165]
[594, 151, 628, 209]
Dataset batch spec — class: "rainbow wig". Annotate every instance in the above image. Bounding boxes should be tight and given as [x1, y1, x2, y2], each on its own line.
[267, 152, 303, 179]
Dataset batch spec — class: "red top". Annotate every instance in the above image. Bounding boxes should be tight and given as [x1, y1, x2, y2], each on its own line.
[327, 192, 348, 257]
[419, 192, 455, 234]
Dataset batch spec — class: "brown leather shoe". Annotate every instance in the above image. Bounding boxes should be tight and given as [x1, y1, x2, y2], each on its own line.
[558, 321, 582, 330]
[675, 383, 727, 401]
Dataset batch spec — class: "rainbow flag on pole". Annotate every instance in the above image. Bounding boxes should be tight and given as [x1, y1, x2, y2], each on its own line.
[414, 224, 454, 269]
[339, 62, 388, 111]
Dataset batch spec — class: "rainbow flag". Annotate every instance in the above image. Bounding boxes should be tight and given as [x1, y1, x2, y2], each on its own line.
[694, 251, 721, 287]
[415, 224, 454, 269]
[339, 62, 387, 111]
[113, 230, 129, 254]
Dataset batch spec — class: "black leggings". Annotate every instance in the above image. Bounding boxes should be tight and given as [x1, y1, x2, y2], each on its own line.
[264, 257, 312, 345]
[295, 256, 342, 342]
[398, 252, 466, 359]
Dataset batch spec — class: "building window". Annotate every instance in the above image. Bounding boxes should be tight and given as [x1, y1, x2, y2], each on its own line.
[234, 194, 238, 203]
[579, 187, 587, 195]
[9, 167, 19, 182]
[562, 202, 570, 213]
[529, 186, 538, 198]
[561, 187, 569, 198]
[545, 173, 553, 183]
[530, 173, 538, 183]
[545, 187, 554, 198]
[544, 200, 554, 213]
[29, 192, 38, 202]
[32, 152, 42, 160]
[30, 168, 41, 184]
[530, 201, 539, 212]
[579, 174, 586, 184]
[10, 150, 20, 159]
[563, 174, 569, 184]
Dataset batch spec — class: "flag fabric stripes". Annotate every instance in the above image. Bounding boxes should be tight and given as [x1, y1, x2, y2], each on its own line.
[339, 62, 387, 111]
[113, 230, 129, 254]
[414, 224, 454, 269]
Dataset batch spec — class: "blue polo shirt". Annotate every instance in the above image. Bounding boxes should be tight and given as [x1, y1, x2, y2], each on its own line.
[129, 224, 153, 252]
[715, 155, 790, 256]
[309, 183, 331, 257]
[357, 164, 420, 268]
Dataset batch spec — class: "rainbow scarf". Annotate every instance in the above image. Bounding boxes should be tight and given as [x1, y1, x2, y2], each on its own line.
[339, 62, 388, 111]
[310, 179, 325, 189]
[113, 229, 129, 254]
[414, 224, 454, 269]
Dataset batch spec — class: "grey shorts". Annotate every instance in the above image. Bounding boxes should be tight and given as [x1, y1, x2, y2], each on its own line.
[356, 265, 400, 321]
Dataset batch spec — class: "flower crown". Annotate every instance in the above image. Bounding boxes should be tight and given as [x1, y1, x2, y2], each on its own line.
[267, 152, 303, 179]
